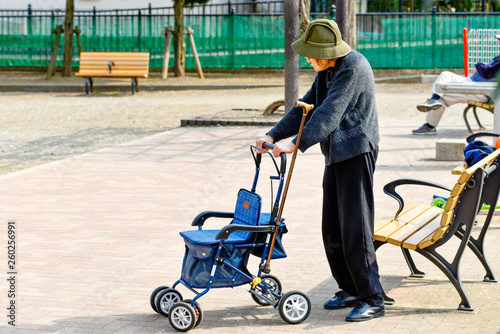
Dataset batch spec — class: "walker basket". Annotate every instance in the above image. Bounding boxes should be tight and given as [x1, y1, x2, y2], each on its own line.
[180, 240, 253, 289]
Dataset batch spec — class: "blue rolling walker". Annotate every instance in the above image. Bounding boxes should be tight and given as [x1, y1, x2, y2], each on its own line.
[150, 144, 311, 331]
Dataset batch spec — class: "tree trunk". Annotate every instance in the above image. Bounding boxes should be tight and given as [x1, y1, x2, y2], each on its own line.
[284, 0, 299, 113]
[62, 0, 74, 77]
[300, 0, 311, 35]
[336, 0, 348, 43]
[348, 0, 357, 49]
[173, 0, 186, 77]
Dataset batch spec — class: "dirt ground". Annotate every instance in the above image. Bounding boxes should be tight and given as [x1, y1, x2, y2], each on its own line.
[0, 79, 487, 175]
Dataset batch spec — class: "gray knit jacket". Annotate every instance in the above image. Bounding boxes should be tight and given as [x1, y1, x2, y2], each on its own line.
[267, 50, 380, 165]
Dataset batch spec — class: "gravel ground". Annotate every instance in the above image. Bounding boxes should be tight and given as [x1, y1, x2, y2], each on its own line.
[0, 78, 489, 175]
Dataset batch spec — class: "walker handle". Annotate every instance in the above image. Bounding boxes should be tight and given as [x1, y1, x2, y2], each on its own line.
[251, 144, 286, 175]
[263, 142, 275, 150]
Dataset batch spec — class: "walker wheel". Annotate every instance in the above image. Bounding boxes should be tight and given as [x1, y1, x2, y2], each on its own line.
[150, 285, 170, 313]
[278, 290, 311, 324]
[169, 302, 196, 332]
[251, 274, 282, 306]
[182, 299, 203, 327]
[156, 288, 183, 317]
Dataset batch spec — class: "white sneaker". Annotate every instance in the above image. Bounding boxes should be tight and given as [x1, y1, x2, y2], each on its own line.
[416, 99, 442, 112]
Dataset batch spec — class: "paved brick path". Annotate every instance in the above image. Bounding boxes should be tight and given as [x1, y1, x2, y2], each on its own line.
[0, 119, 499, 333]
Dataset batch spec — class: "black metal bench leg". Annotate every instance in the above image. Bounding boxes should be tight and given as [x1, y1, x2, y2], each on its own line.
[456, 228, 497, 282]
[374, 240, 396, 305]
[89, 77, 94, 93]
[401, 247, 425, 278]
[382, 290, 395, 305]
[417, 248, 474, 311]
[468, 237, 497, 282]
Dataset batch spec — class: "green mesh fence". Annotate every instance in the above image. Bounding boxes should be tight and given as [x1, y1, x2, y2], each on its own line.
[0, 12, 499, 70]
[357, 15, 500, 69]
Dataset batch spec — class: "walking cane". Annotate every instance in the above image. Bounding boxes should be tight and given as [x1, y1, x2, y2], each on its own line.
[263, 101, 314, 273]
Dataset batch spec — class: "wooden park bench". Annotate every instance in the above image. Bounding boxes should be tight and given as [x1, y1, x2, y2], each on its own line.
[435, 81, 498, 134]
[374, 145, 500, 311]
[463, 100, 495, 134]
[75, 52, 149, 95]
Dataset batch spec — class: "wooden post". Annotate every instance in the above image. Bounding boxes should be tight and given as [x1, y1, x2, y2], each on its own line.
[46, 25, 63, 80]
[186, 27, 204, 79]
[162, 27, 173, 80]
[74, 26, 82, 55]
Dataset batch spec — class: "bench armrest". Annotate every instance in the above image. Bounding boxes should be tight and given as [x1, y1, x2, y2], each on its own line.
[466, 131, 499, 143]
[215, 224, 274, 241]
[384, 178, 452, 219]
[191, 211, 234, 227]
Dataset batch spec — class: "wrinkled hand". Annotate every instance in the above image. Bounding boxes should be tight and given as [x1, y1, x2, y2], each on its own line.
[272, 141, 295, 158]
[256, 135, 274, 153]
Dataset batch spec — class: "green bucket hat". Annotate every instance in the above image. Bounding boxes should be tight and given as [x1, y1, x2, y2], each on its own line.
[291, 19, 351, 60]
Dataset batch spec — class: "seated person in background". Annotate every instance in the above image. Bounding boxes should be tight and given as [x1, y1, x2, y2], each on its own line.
[413, 35, 500, 135]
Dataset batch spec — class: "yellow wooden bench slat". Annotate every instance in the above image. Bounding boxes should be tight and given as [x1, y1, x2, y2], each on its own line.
[75, 71, 149, 78]
[440, 209, 454, 227]
[386, 206, 443, 246]
[451, 182, 466, 197]
[374, 203, 433, 242]
[451, 166, 466, 175]
[80, 58, 149, 63]
[374, 203, 419, 231]
[79, 52, 149, 57]
[77, 66, 149, 71]
[79, 62, 149, 68]
[402, 215, 444, 250]
[79, 55, 150, 60]
[418, 225, 450, 249]
[465, 100, 494, 111]
[444, 196, 459, 212]
[79, 57, 149, 62]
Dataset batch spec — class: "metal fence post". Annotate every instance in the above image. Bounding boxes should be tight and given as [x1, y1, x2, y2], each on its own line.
[28, 4, 32, 62]
[51, 10, 55, 31]
[92, 6, 96, 36]
[229, 6, 235, 69]
[116, 10, 120, 49]
[148, 3, 152, 42]
[432, 6, 436, 69]
[138, 9, 142, 51]
[27, 4, 32, 35]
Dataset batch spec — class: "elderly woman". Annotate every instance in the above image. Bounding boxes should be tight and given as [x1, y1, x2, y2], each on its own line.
[256, 19, 384, 322]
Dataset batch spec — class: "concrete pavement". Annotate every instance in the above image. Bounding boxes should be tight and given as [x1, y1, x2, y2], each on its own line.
[0, 114, 499, 334]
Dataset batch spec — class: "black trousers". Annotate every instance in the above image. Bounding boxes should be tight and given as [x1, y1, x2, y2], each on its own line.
[322, 146, 383, 305]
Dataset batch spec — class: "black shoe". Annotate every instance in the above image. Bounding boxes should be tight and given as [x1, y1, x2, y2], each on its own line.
[417, 98, 443, 112]
[323, 291, 358, 309]
[412, 123, 436, 135]
[345, 301, 385, 322]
